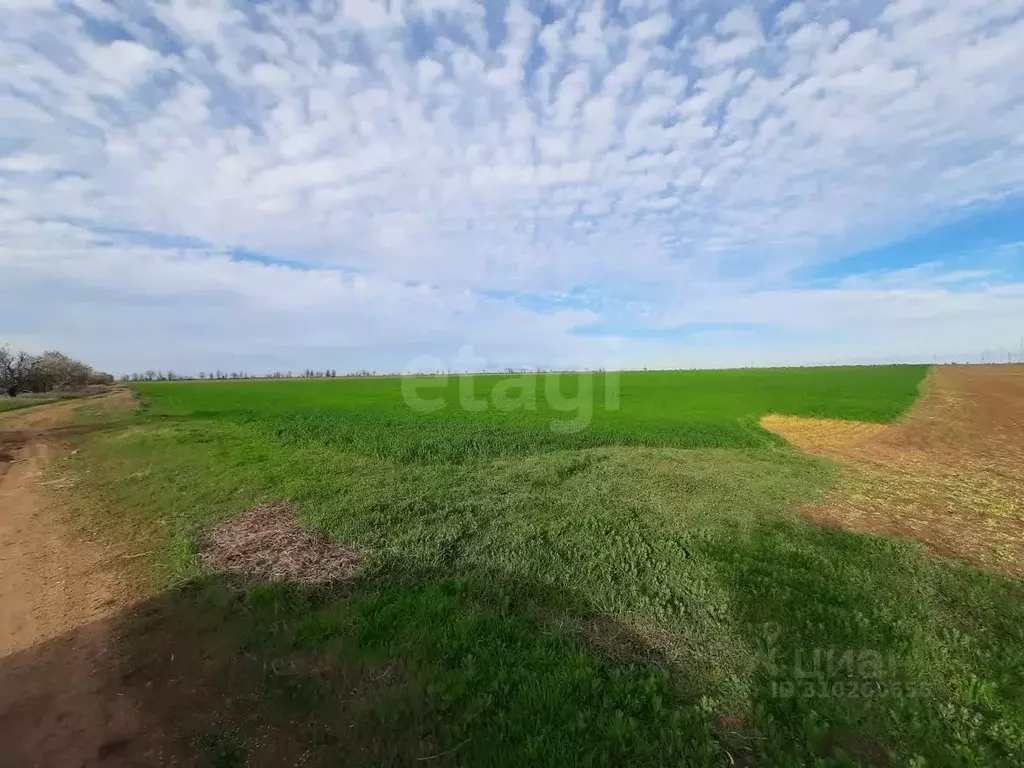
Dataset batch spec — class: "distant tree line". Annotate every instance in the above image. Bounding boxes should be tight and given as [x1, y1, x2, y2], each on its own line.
[119, 368, 382, 382]
[118, 366, 616, 382]
[0, 345, 115, 397]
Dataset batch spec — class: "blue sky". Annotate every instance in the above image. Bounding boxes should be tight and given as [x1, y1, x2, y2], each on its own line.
[1, 0, 1023, 375]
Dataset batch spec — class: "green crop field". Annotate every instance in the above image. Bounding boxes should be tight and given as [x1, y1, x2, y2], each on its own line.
[64, 365, 1024, 766]
[134, 365, 927, 461]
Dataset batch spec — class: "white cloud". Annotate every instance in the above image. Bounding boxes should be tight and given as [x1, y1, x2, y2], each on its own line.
[777, 3, 807, 27]
[79, 39, 160, 84]
[1, 0, 1023, 373]
[0, 153, 60, 172]
[717, 6, 763, 39]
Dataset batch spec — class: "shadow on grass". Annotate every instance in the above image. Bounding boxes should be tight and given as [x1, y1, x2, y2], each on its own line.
[7, 536, 1022, 767]
[0, 564, 725, 768]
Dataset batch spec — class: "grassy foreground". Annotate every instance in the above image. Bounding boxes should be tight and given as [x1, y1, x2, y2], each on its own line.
[65, 366, 1024, 766]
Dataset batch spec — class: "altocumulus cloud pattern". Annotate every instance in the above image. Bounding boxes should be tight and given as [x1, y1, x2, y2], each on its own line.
[2, 0, 1024, 373]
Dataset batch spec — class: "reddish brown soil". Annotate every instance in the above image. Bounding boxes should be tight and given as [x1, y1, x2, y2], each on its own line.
[762, 364, 1024, 574]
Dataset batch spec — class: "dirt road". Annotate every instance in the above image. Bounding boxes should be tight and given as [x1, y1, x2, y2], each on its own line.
[0, 395, 159, 766]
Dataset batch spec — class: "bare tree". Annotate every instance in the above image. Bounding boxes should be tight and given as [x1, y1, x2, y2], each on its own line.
[2, 345, 113, 396]
[27, 351, 91, 392]
[0, 345, 11, 395]
[0, 345, 36, 397]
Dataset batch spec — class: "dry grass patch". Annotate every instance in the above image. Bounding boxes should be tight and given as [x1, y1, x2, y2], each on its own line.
[763, 365, 1024, 574]
[573, 615, 679, 665]
[200, 502, 363, 584]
